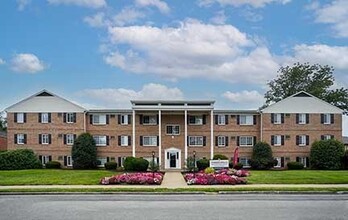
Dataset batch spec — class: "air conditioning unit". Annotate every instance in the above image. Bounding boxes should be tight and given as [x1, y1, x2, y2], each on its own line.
[231, 136, 236, 140]
[285, 135, 291, 139]
[58, 134, 63, 138]
[58, 113, 63, 117]
[285, 113, 291, 117]
[110, 114, 116, 118]
[110, 136, 115, 139]
[231, 115, 236, 118]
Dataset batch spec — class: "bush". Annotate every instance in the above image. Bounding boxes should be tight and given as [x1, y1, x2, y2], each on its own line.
[45, 161, 61, 169]
[310, 139, 345, 170]
[104, 162, 117, 170]
[249, 141, 274, 170]
[233, 162, 244, 170]
[149, 160, 159, 172]
[123, 157, 149, 171]
[204, 167, 215, 174]
[287, 161, 304, 170]
[185, 156, 197, 172]
[72, 133, 97, 169]
[0, 149, 42, 170]
[124, 157, 136, 171]
[213, 154, 229, 160]
[196, 158, 210, 171]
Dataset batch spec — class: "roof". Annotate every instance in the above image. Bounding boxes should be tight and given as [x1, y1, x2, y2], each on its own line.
[261, 91, 343, 114]
[88, 109, 132, 114]
[131, 100, 215, 111]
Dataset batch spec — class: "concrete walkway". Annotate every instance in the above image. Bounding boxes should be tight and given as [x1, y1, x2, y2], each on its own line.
[160, 172, 187, 188]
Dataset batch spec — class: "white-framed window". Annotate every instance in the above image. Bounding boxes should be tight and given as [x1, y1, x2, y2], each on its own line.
[143, 115, 157, 125]
[323, 113, 331, 124]
[298, 113, 307, 124]
[97, 158, 107, 167]
[66, 113, 75, 123]
[322, 135, 333, 140]
[240, 115, 253, 125]
[41, 113, 49, 123]
[67, 156, 73, 166]
[298, 135, 307, 146]
[41, 134, 50, 145]
[274, 157, 281, 168]
[40, 155, 50, 165]
[298, 157, 308, 168]
[166, 125, 180, 135]
[217, 115, 226, 125]
[217, 136, 226, 147]
[189, 136, 203, 146]
[17, 134, 25, 144]
[273, 113, 282, 124]
[240, 136, 254, 147]
[273, 135, 282, 146]
[92, 115, 107, 125]
[94, 135, 107, 146]
[120, 114, 129, 125]
[16, 113, 24, 123]
[189, 116, 203, 125]
[239, 157, 250, 167]
[66, 134, 75, 145]
[143, 136, 158, 146]
[121, 136, 129, 146]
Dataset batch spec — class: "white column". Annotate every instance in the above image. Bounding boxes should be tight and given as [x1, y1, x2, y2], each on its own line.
[132, 110, 135, 157]
[184, 110, 188, 162]
[260, 112, 263, 141]
[158, 110, 162, 167]
[210, 110, 214, 159]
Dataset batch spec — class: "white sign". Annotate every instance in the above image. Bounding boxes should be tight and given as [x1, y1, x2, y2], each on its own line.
[209, 160, 229, 168]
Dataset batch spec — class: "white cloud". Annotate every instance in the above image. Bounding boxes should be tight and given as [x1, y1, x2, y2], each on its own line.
[84, 12, 109, 28]
[222, 90, 264, 107]
[47, 0, 106, 9]
[135, 0, 170, 14]
[17, 0, 31, 11]
[312, 0, 348, 37]
[113, 7, 146, 26]
[198, 0, 291, 8]
[10, 53, 46, 73]
[0, 58, 5, 65]
[79, 83, 184, 108]
[210, 10, 227, 24]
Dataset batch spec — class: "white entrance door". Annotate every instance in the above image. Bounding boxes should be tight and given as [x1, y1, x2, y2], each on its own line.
[165, 148, 181, 169]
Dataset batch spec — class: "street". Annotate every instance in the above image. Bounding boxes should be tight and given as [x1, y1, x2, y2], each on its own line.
[0, 194, 347, 220]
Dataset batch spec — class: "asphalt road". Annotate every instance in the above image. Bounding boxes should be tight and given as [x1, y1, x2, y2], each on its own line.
[0, 194, 347, 220]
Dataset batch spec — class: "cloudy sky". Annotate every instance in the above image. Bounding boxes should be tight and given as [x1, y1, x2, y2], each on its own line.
[0, 0, 347, 134]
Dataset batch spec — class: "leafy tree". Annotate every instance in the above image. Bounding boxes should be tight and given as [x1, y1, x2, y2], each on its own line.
[0, 112, 6, 131]
[72, 133, 97, 169]
[310, 139, 345, 170]
[249, 142, 274, 170]
[264, 63, 348, 113]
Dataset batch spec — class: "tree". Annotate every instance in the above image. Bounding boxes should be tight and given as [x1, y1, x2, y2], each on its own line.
[310, 139, 345, 170]
[0, 112, 6, 131]
[264, 63, 348, 113]
[249, 142, 275, 170]
[72, 133, 97, 169]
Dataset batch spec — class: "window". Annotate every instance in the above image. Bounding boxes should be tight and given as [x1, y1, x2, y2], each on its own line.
[239, 158, 250, 167]
[40, 155, 51, 165]
[166, 125, 180, 135]
[16, 134, 25, 144]
[121, 136, 128, 146]
[239, 115, 253, 125]
[92, 114, 107, 125]
[321, 135, 334, 140]
[272, 135, 283, 146]
[143, 136, 158, 146]
[117, 157, 126, 167]
[297, 135, 309, 146]
[97, 158, 107, 167]
[66, 134, 75, 145]
[65, 113, 75, 123]
[120, 114, 129, 125]
[41, 134, 50, 145]
[240, 136, 254, 147]
[297, 113, 308, 124]
[143, 115, 157, 125]
[41, 113, 49, 123]
[297, 157, 308, 168]
[94, 135, 107, 146]
[322, 113, 332, 124]
[217, 136, 226, 147]
[217, 115, 226, 125]
[67, 156, 73, 166]
[16, 113, 24, 123]
[189, 115, 203, 125]
[274, 157, 281, 168]
[272, 113, 282, 124]
[189, 136, 204, 146]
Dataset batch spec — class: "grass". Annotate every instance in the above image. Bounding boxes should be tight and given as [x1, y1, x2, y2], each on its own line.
[0, 169, 119, 185]
[248, 170, 348, 184]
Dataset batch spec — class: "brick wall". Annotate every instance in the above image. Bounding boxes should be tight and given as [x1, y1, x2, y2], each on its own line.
[0, 136, 7, 151]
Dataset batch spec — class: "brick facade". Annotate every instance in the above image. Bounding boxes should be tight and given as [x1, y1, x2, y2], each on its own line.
[0, 132, 6, 151]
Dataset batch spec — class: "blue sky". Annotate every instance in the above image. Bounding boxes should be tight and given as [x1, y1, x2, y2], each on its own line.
[0, 0, 347, 134]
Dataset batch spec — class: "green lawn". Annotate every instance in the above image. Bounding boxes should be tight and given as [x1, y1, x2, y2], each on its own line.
[248, 170, 348, 184]
[0, 169, 119, 185]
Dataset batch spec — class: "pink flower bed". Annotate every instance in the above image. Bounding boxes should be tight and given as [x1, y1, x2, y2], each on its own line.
[100, 172, 164, 185]
[184, 169, 250, 185]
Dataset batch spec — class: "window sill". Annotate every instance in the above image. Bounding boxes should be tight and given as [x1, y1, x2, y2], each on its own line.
[239, 145, 253, 147]
[92, 123, 107, 126]
[188, 145, 204, 147]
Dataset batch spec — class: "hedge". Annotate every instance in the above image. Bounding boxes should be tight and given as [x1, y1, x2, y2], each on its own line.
[196, 158, 210, 171]
[310, 139, 345, 170]
[104, 162, 117, 170]
[0, 149, 42, 170]
[249, 142, 274, 170]
[287, 161, 304, 170]
[45, 161, 61, 169]
[123, 157, 149, 172]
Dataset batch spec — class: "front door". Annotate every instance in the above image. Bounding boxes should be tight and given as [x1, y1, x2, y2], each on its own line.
[170, 152, 177, 168]
[165, 148, 181, 169]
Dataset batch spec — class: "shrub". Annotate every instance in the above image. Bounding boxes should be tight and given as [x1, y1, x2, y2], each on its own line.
[45, 161, 61, 169]
[233, 162, 244, 170]
[149, 160, 159, 172]
[72, 133, 97, 169]
[249, 141, 274, 170]
[204, 167, 215, 174]
[197, 158, 210, 171]
[123, 157, 149, 171]
[0, 149, 42, 170]
[310, 139, 345, 170]
[213, 154, 229, 160]
[104, 162, 117, 170]
[287, 161, 304, 170]
[185, 156, 197, 172]
[124, 157, 136, 171]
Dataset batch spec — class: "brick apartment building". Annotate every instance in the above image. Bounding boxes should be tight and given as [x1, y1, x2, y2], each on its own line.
[0, 131, 7, 151]
[5, 90, 343, 170]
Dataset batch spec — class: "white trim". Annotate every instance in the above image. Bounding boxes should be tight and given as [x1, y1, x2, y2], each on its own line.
[184, 110, 188, 163]
[132, 110, 135, 157]
[210, 110, 214, 159]
[158, 110, 162, 167]
[164, 148, 181, 169]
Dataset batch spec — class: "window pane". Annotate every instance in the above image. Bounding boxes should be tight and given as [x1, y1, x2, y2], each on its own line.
[17, 113, 24, 123]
